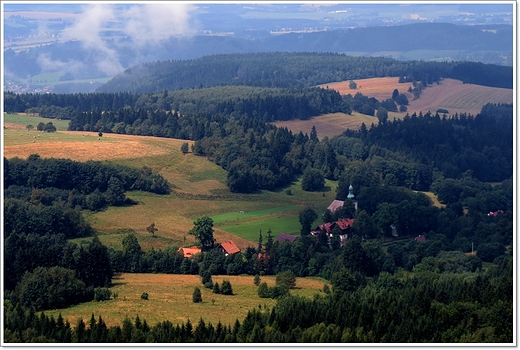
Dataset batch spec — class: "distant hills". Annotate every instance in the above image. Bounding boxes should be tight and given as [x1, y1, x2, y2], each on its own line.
[4, 22, 513, 94]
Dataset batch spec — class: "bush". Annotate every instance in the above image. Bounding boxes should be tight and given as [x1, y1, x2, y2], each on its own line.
[202, 271, 213, 288]
[254, 274, 261, 286]
[270, 284, 289, 299]
[94, 288, 112, 302]
[257, 282, 289, 299]
[192, 287, 202, 303]
[258, 282, 270, 298]
[220, 280, 234, 295]
[212, 282, 220, 294]
[276, 270, 296, 289]
[141, 292, 149, 300]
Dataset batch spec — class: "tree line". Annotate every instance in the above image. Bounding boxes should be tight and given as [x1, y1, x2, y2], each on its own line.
[4, 254, 512, 343]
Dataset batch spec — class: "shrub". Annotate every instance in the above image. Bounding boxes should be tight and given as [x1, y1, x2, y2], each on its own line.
[220, 280, 233, 295]
[212, 282, 220, 294]
[254, 274, 261, 286]
[257, 282, 270, 298]
[141, 292, 149, 300]
[94, 288, 112, 302]
[192, 287, 202, 303]
[276, 270, 296, 289]
[270, 284, 289, 299]
[202, 271, 213, 288]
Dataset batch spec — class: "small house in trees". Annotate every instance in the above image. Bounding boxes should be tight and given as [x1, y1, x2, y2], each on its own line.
[414, 235, 426, 242]
[178, 246, 201, 258]
[218, 240, 240, 256]
[276, 233, 300, 244]
[336, 218, 355, 233]
[312, 222, 334, 235]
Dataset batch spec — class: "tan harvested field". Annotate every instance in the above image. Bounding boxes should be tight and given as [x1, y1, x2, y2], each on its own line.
[321, 77, 415, 103]
[3, 127, 189, 162]
[273, 112, 378, 139]
[322, 77, 513, 118]
[45, 273, 330, 328]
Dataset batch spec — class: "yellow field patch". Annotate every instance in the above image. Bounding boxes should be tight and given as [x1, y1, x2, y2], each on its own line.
[44, 273, 330, 328]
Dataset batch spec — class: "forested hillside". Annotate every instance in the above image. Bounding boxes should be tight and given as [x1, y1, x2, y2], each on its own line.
[96, 52, 513, 93]
[3, 50, 512, 343]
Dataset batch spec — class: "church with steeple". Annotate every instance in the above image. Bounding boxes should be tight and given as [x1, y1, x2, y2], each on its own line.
[327, 183, 358, 216]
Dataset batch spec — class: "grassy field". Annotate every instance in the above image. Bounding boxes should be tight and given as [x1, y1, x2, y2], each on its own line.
[44, 273, 331, 328]
[4, 113, 338, 251]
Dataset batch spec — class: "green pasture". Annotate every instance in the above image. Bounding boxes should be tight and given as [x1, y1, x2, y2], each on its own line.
[209, 205, 300, 224]
[4, 113, 71, 130]
[220, 214, 321, 241]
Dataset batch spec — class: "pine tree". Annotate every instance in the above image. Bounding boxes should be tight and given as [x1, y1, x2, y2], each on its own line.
[192, 287, 202, 303]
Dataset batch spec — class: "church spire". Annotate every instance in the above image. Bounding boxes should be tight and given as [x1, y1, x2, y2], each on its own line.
[347, 183, 355, 200]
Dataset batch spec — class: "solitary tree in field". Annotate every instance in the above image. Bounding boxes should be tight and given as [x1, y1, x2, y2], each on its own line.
[26, 124, 33, 131]
[181, 142, 189, 154]
[192, 287, 202, 303]
[189, 216, 215, 251]
[276, 270, 296, 289]
[146, 223, 158, 237]
[349, 80, 357, 89]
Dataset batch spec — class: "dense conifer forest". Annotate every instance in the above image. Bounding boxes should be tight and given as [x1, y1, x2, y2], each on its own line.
[3, 52, 513, 343]
[96, 52, 513, 93]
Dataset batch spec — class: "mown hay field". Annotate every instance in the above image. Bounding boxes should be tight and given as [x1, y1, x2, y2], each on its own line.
[321, 77, 513, 117]
[44, 273, 331, 328]
[272, 111, 378, 139]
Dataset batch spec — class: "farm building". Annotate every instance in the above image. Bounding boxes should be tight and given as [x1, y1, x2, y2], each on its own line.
[178, 246, 201, 258]
[218, 240, 241, 256]
[276, 233, 300, 244]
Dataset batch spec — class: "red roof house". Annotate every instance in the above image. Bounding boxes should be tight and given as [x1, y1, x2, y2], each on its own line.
[336, 218, 355, 231]
[178, 246, 201, 258]
[218, 240, 241, 256]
